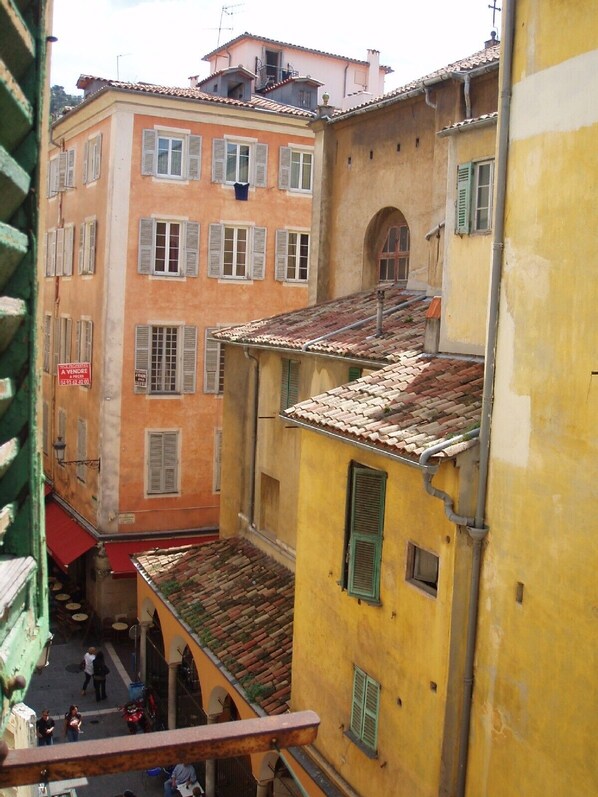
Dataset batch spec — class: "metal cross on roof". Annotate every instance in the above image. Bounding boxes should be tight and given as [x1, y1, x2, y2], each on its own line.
[488, 0, 502, 29]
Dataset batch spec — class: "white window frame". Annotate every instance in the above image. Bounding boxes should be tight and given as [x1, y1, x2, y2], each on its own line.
[472, 159, 494, 232]
[279, 146, 313, 192]
[455, 159, 495, 235]
[275, 229, 310, 282]
[208, 223, 266, 281]
[146, 430, 180, 495]
[212, 137, 268, 187]
[78, 219, 97, 275]
[134, 324, 197, 395]
[138, 218, 199, 278]
[141, 128, 202, 181]
[83, 133, 102, 184]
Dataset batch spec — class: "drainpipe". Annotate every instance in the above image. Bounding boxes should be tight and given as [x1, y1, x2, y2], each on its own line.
[454, 3, 517, 796]
[419, 431, 479, 527]
[244, 348, 259, 527]
[375, 289, 385, 336]
[451, 71, 472, 119]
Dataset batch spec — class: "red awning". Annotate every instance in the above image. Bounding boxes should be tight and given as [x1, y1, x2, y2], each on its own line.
[104, 534, 218, 578]
[45, 501, 96, 573]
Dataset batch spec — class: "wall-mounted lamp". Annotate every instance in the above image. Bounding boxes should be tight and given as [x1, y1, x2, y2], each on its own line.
[53, 437, 100, 470]
[35, 633, 54, 674]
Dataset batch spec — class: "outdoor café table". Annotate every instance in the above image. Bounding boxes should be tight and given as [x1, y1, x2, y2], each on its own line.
[177, 783, 204, 797]
[72, 613, 89, 622]
[55, 593, 71, 602]
[51, 582, 63, 592]
[65, 603, 81, 611]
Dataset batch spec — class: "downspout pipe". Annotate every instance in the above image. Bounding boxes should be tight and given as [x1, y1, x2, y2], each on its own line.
[419, 431, 479, 527]
[244, 348, 259, 527]
[455, 3, 517, 796]
[450, 71, 472, 119]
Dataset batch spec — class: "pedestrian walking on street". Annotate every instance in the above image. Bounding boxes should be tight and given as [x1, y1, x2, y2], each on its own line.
[64, 705, 82, 741]
[81, 646, 96, 696]
[35, 709, 55, 746]
[92, 649, 110, 701]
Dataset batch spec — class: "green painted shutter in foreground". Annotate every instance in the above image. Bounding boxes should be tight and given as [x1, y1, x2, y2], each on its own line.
[348, 466, 386, 601]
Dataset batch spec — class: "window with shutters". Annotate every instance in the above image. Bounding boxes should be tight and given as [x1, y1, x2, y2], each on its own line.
[141, 129, 202, 180]
[406, 542, 439, 597]
[45, 225, 74, 277]
[342, 463, 386, 602]
[212, 138, 268, 187]
[455, 159, 494, 234]
[47, 148, 75, 196]
[76, 319, 93, 365]
[208, 224, 266, 280]
[147, 430, 179, 495]
[278, 147, 313, 192]
[204, 328, 226, 394]
[83, 134, 102, 184]
[280, 359, 299, 411]
[79, 219, 97, 275]
[134, 325, 197, 395]
[137, 218, 199, 277]
[57, 316, 72, 366]
[57, 408, 66, 468]
[275, 230, 309, 282]
[348, 666, 380, 755]
[43, 314, 52, 372]
[213, 428, 223, 492]
[379, 225, 410, 283]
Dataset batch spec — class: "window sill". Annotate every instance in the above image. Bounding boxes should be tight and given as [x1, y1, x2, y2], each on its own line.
[344, 729, 378, 759]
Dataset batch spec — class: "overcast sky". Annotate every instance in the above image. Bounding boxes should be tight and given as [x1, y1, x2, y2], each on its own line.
[49, 0, 501, 95]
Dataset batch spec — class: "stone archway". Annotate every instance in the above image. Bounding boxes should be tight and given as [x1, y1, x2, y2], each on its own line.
[363, 207, 410, 289]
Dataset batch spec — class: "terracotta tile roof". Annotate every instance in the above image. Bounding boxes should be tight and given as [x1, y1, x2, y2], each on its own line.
[284, 352, 484, 461]
[329, 45, 500, 120]
[134, 538, 294, 715]
[73, 75, 314, 118]
[214, 285, 429, 364]
[202, 32, 393, 73]
[260, 75, 323, 94]
[438, 111, 498, 135]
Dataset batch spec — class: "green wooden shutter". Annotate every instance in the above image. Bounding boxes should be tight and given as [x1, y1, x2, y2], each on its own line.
[278, 146, 291, 189]
[348, 467, 386, 600]
[134, 325, 150, 393]
[208, 223, 223, 278]
[138, 218, 155, 274]
[212, 139, 226, 183]
[183, 221, 199, 277]
[254, 143, 268, 187]
[187, 134, 202, 180]
[348, 366, 363, 382]
[280, 359, 299, 411]
[275, 229, 288, 281]
[141, 129, 156, 175]
[251, 226, 266, 280]
[362, 675, 380, 750]
[350, 666, 366, 740]
[456, 162, 473, 234]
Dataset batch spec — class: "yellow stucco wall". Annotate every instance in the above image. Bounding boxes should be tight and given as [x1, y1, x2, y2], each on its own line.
[291, 430, 477, 796]
[440, 122, 497, 355]
[467, 3, 598, 795]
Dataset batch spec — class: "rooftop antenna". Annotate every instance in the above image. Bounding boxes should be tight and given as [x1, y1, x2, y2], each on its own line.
[116, 53, 131, 80]
[216, 3, 244, 46]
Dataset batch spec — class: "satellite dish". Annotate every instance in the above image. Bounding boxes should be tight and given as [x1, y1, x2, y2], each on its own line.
[129, 624, 140, 641]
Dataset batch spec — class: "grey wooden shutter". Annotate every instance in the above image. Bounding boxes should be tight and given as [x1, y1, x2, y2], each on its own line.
[49, 157, 59, 195]
[82, 141, 88, 184]
[88, 220, 97, 273]
[93, 134, 102, 181]
[63, 224, 74, 276]
[75, 320, 81, 362]
[141, 129, 157, 175]
[65, 317, 72, 362]
[187, 135, 202, 180]
[53, 318, 59, 373]
[66, 148, 75, 187]
[162, 432, 178, 492]
[455, 162, 473, 234]
[251, 226, 266, 280]
[254, 143, 268, 187]
[55, 228, 64, 276]
[84, 320, 93, 363]
[183, 221, 199, 277]
[275, 229, 288, 281]
[46, 229, 56, 276]
[348, 467, 386, 600]
[134, 325, 150, 393]
[57, 152, 67, 191]
[213, 428, 223, 492]
[212, 139, 226, 183]
[203, 328, 220, 393]
[148, 432, 178, 493]
[78, 222, 85, 274]
[208, 224, 223, 278]
[138, 218, 155, 274]
[278, 146, 291, 189]
[181, 326, 197, 393]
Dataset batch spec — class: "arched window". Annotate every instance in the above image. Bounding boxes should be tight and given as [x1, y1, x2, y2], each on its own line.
[378, 224, 410, 282]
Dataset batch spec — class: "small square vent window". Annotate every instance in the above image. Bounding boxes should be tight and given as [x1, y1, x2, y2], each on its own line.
[406, 543, 439, 597]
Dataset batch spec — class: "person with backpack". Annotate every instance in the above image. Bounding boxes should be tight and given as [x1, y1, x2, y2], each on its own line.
[92, 649, 110, 701]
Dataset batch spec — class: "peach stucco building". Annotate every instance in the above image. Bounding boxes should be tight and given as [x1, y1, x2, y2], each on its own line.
[42, 73, 315, 617]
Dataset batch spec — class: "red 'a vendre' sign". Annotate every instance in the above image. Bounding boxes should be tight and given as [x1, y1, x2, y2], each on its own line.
[57, 363, 91, 386]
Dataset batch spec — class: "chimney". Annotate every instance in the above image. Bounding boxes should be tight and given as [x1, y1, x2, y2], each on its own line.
[188, 75, 199, 88]
[485, 30, 500, 48]
[424, 297, 441, 353]
[367, 48, 381, 94]
[375, 289, 385, 337]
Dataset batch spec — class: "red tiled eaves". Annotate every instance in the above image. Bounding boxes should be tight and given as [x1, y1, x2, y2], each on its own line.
[73, 75, 314, 118]
[202, 31, 393, 73]
[214, 286, 429, 364]
[329, 45, 500, 120]
[134, 539, 294, 715]
[284, 353, 484, 461]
